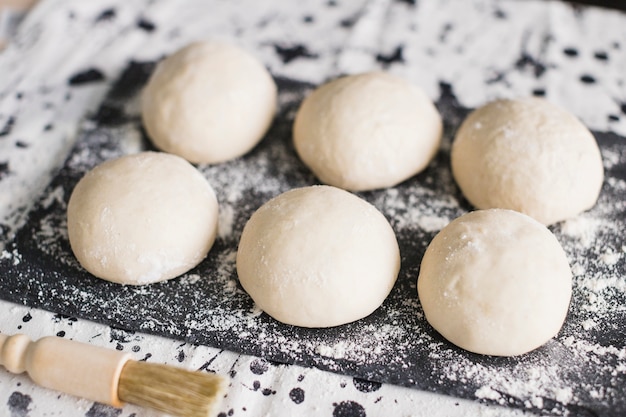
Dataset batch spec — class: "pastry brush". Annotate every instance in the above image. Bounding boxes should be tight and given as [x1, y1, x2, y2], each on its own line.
[0, 333, 227, 417]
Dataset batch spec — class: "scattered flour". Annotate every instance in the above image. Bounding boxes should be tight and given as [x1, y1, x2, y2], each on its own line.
[475, 386, 501, 401]
[559, 215, 601, 247]
[0, 248, 21, 265]
[600, 249, 621, 266]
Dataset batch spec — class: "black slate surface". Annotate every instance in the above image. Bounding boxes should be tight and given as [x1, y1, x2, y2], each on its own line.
[1, 61, 625, 417]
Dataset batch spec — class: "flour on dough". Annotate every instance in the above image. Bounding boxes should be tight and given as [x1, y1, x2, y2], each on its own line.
[293, 72, 442, 191]
[141, 40, 277, 164]
[451, 97, 604, 225]
[417, 209, 572, 356]
[236, 185, 400, 327]
[67, 152, 219, 285]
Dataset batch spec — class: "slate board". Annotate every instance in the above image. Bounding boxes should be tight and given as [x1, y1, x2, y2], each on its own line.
[1, 61, 625, 417]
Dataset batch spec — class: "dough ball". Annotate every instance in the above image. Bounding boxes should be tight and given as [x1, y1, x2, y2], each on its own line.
[451, 97, 604, 225]
[293, 72, 442, 191]
[417, 209, 572, 356]
[141, 40, 277, 164]
[67, 152, 219, 285]
[236, 185, 400, 327]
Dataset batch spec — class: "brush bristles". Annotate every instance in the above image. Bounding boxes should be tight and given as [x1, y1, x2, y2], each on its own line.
[118, 360, 227, 417]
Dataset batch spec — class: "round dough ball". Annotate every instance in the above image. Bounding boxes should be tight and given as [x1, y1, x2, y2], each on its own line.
[417, 209, 572, 356]
[141, 40, 277, 164]
[67, 152, 219, 285]
[451, 97, 604, 225]
[236, 185, 400, 327]
[293, 72, 442, 191]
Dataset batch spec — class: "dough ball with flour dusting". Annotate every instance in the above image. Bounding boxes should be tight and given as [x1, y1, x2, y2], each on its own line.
[451, 97, 604, 225]
[417, 209, 572, 356]
[141, 40, 277, 164]
[293, 72, 442, 191]
[67, 152, 219, 285]
[236, 185, 400, 327]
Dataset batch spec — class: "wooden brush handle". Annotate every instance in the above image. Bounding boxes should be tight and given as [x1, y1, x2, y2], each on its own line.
[0, 333, 131, 407]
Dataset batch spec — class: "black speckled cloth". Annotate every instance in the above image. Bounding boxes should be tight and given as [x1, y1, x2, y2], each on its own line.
[1, 1, 626, 416]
